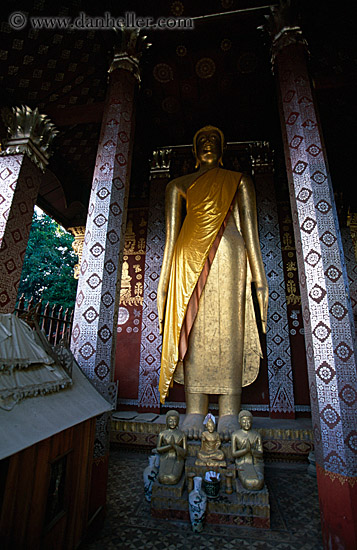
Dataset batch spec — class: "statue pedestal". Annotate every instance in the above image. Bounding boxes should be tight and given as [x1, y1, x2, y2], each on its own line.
[152, 474, 185, 499]
[150, 457, 270, 528]
[151, 475, 188, 521]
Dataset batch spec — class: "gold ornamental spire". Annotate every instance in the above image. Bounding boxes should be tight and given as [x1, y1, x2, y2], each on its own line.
[109, 26, 151, 81]
[1, 105, 58, 172]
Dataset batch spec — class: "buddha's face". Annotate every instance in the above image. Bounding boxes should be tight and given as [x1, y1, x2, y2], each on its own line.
[206, 419, 215, 433]
[240, 415, 252, 432]
[196, 129, 221, 166]
[167, 414, 179, 429]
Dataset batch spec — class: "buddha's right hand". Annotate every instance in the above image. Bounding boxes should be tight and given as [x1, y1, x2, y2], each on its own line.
[157, 294, 165, 334]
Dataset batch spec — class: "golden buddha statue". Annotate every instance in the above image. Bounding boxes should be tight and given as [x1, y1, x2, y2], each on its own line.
[156, 410, 187, 485]
[157, 125, 268, 441]
[231, 410, 264, 491]
[195, 414, 226, 467]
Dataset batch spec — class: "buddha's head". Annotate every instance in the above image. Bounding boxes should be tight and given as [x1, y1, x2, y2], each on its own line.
[166, 409, 179, 429]
[238, 410, 252, 432]
[193, 125, 225, 169]
[203, 413, 216, 433]
[206, 418, 215, 433]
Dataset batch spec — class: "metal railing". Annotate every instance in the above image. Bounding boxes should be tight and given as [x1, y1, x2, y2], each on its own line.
[15, 294, 74, 346]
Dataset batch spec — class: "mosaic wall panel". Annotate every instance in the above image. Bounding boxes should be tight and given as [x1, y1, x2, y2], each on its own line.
[255, 170, 295, 417]
[71, 70, 137, 456]
[0, 154, 42, 312]
[137, 175, 168, 410]
[276, 200, 310, 407]
[276, 44, 357, 476]
[115, 207, 148, 401]
[341, 227, 357, 322]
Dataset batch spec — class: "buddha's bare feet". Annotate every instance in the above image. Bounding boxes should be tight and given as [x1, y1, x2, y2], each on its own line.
[218, 414, 239, 442]
[182, 413, 205, 440]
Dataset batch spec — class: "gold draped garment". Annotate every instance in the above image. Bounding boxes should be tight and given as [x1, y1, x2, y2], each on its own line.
[159, 168, 262, 404]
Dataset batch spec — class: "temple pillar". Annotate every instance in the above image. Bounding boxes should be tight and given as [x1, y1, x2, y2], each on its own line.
[341, 225, 357, 321]
[0, 106, 57, 312]
[267, 4, 357, 549]
[344, 214, 357, 334]
[347, 212, 357, 262]
[251, 142, 295, 417]
[70, 28, 149, 524]
[138, 148, 171, 411]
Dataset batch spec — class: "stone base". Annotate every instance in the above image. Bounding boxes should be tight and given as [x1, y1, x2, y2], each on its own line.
[235, 478, 270, 504]
[151, 468, 270, 528]
[151, 474, 185, 499]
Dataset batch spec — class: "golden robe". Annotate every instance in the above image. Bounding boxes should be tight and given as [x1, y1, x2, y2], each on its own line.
[159, 168, 262, 403]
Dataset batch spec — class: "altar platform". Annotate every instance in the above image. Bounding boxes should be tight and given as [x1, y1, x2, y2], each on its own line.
[151, 462, 271, 529]
[110, 412, 314, 463]
[79, 449, 323, 550]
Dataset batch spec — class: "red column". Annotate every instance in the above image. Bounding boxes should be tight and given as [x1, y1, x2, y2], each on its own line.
[269, 14, 357, 550]
[0, 107, 57, 312]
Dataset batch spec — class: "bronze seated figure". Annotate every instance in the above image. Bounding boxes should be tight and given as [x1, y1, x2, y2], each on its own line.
[156, 410, 187, 485]
[195, 414, 226, 468]
[231, 410, 264, 491]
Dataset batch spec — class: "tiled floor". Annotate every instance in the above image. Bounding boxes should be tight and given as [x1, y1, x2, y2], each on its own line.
[81, 450, 323, 550]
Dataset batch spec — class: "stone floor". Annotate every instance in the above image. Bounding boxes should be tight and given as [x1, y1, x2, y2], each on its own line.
[80, 449, 323, 550]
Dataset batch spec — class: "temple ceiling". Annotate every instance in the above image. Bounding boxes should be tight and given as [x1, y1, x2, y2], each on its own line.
[1, 0, 356, 227]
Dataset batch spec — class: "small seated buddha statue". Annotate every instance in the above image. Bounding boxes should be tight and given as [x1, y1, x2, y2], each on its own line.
[156, 410, 187, 485]
[195, 414, 226, 467]
[231, 410, 264, 491]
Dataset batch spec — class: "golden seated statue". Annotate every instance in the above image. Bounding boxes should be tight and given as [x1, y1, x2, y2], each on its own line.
[231, 410, 264, 491]
[156, 410, 187, 485]
[195, 414, 226, 468]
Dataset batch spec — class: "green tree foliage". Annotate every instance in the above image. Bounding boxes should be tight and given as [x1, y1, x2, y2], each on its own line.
[17, 210, 78, 311]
